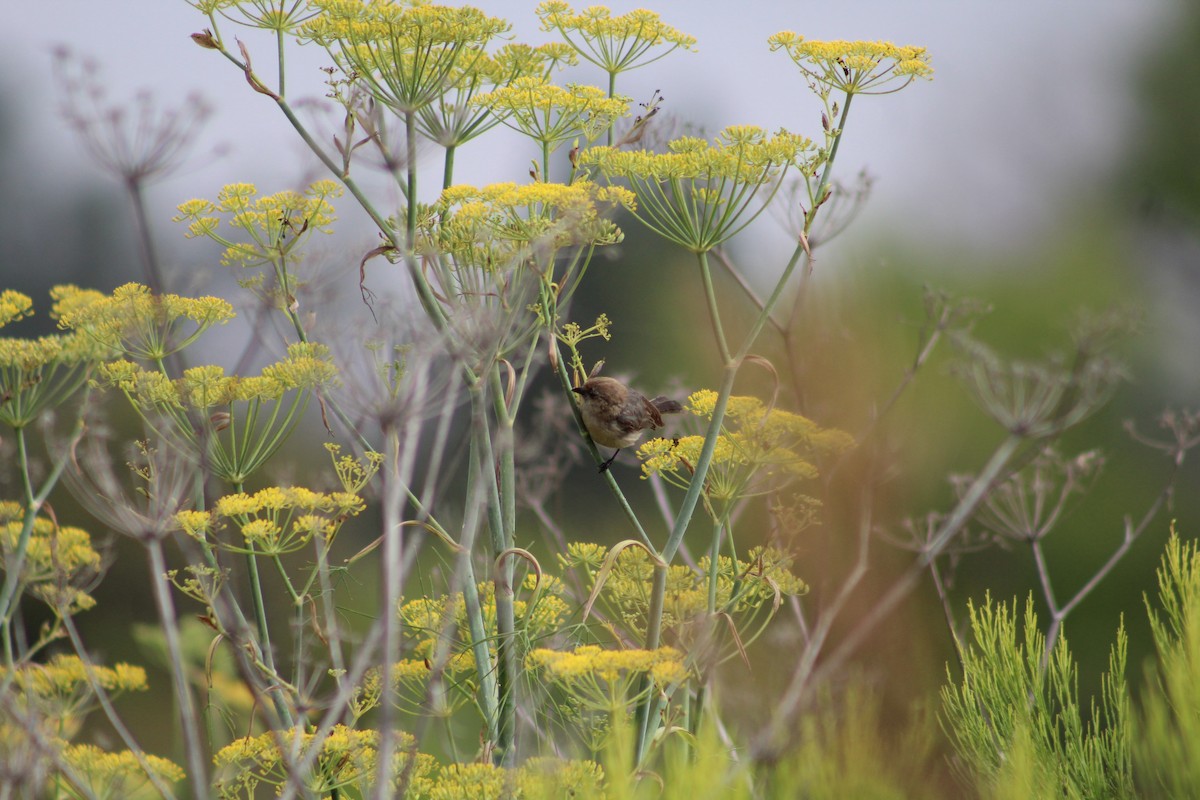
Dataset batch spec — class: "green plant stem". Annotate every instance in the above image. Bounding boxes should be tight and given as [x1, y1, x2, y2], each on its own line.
[242, 547, 292, 727]
[813, 91, 853, 208]
[606, 71, 617, 147]
[470, 382, 516, 764]
[698, 251, 732, 364]
[0, 429, 38, 652]
[276, 27, 286, 99]
[707, 518, 724, 614]
[0, 422, 81, 648]
[271, 555, 302, 606]
[313, 539, 346, 677]
[489, 364, 519, 765]
[633, 564, 668, 762]
[147, 539, 209, 799]
[443, 144, 456, 191]
[488, 367, 517, 555]
[288, 571, 308, 698]
[783, 90, 854, 337]
[376, 426, 404, 793]
[178, 503, 299, 736]
[462, 400, 501, 746]
[404, 110, 419, 244]
[228, 473, 294, 729]
[660, 235, 812, 569]
[273, 259, 307, 343]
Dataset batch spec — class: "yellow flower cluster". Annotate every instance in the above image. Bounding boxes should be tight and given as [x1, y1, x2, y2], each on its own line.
[638, 390, 854, 507]
[0, 653, 148, 697]
[585, 126, 812, 183]
[178, 480, 369, 555]
[710, 546, 809, 611]
[325, 442, 385, 493]
[558, 541, 607, 571]
[417, 758, 603, 800]
[60, 742, 185, 799]
[427, 763, 507, 800]
[515, 758, 606, 799]
[304, 1, 510, 114]
[399, 575, 572, 661]
[56, 282, 235, 361]
[417, 41, 580, 148]
[581, 127, 814, 252]
[474, 77, 630, 147]
[557, 313, 612, 386]
[0, 290, 33, 327]
[0, 503, 101, 613]
[0, 333, 79, 373]
[527, 644, 687, 712]
[99, 342, 336, 410]
[427, 180, 633, 265]
[529, 644, 686, 684]
[351, 650, 479, 719]
[204, 0, 318, 33]
[0, 654, 148, 738]
[213, 724, 424, 798]
[488, 41, 578, 81]
[768, 33, 932, 95]
[536, 2, 695, 75]
[165, 564, 226, 607]
[570, 542, 807, 636]
[0, 287, 111, 427]
[213, 710, 603, 796]
[50, 284, 110, 323]
[174, 181, 342, 268]
[360, 577, 572, 718]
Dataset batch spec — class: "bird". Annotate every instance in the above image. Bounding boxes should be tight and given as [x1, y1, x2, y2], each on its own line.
[572, 376, 683, 472]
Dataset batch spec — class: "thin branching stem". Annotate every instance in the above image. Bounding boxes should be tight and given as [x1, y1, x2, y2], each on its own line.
[374, 426, 403, 797]
[766, 482, 874, 746]
[1041, 443, 1187, 665]
[698, 251, 732, 364]
[808, 433, 1024, 690]
[0, 421, 84, 646]
[146, 539, 209, 798]
[487, 365, 519, 764]
[126, 179, 166, 295]
[61, 616, 181, 800]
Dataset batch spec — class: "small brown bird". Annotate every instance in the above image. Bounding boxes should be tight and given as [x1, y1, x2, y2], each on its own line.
[572, 376, 683, 472]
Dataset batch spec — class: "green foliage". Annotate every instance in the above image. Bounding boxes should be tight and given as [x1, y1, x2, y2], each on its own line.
[939, 531, 1200, 798]
[770, 686, 936, 799]
[941, 595, 1132, 798]
[1134, 531, 1200, 796]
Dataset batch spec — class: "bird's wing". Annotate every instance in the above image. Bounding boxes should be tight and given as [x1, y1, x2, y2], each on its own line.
[639, 394, 665, 428]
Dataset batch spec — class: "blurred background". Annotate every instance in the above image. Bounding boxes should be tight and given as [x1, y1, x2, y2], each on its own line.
[3, 0, 1199, 784]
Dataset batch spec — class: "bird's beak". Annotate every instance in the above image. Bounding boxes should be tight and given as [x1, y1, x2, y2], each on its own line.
[571, 386, 585, 395]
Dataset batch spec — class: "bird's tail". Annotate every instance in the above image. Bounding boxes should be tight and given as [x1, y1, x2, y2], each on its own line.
[651, 396, 683, 414]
